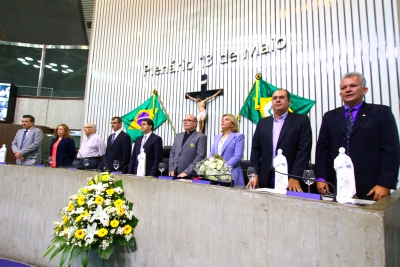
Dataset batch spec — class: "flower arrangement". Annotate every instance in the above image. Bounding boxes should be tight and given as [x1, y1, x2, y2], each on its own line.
[44, 172, 138, 267]
[194, 154, 232, 182]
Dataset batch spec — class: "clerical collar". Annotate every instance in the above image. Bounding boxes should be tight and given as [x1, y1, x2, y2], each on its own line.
[186, 130, 195, 135]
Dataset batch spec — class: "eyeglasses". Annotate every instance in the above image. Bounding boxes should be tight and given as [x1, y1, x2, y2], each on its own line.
[182, 119, 195, 123]
[272, 96, 287, 100]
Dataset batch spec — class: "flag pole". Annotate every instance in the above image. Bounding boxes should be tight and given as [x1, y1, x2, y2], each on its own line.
[153, 89, 177, 135]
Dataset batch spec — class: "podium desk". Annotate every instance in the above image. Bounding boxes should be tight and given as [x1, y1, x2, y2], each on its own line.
[0, 165, 399, 267]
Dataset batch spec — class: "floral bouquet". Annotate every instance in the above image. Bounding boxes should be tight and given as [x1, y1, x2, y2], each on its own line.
[44, 172, 138, 267]
[194, 154, 232, 182]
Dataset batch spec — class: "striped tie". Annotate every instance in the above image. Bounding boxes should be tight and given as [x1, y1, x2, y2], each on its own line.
[346, 108, 354, 155]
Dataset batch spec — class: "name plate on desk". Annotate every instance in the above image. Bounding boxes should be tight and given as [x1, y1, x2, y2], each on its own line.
[35, 164, 45, 168]
[0, 162, 6, 164]
[158, 176, 174, 180]
[67, 167, 77, 171]
[111, 171, 122, 174]
[286, 191, 322, 200]
[192, 179, 211, 185]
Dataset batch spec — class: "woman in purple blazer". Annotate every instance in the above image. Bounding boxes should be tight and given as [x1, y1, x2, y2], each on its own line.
[49, 124, 77, 167]
[209, 114, 245, 187]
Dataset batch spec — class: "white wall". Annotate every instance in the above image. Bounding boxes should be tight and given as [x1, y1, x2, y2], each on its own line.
[85, 0, 400, 163]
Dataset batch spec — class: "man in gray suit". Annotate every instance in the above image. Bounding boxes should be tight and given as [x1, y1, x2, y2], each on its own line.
[11, 115, 43, 165]
[169, 114, 207, 178]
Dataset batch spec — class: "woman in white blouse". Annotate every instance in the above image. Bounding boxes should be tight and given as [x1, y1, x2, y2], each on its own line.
[209, 114, 245, 186]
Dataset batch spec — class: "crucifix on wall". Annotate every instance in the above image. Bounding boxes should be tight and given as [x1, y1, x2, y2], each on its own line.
[185, 74, 223, 134]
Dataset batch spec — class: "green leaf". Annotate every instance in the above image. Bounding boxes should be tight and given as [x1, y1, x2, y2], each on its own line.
[118, 236, 136, 247]
[60, 244, 72, 267]
[129, 216, 139, 228]
[116, 180, 123, 189]
[98, 244, 115, 260]
[67, 246, 82, 267]
[50, 244, 66, 261]
[43, 243, 56, 258]
[80, 250, 89, 267]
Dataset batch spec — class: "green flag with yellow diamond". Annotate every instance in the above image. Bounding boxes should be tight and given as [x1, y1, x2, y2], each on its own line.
[239, 73, 316, 124]
[122, 91, 167, 142]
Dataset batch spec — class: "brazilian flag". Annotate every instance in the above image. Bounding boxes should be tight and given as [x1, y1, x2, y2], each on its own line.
[122, 91, 167, 142]
[239, 73, 316, 124]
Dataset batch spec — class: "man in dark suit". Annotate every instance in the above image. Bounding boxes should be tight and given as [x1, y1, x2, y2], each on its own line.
[11, 115, 43, 165]
[169, 114, 207, 178]
[247, 89, 312, 191]
[315, 72, 400, 200]
[128, 118, 163, 176]
[105, 116, 132, 172]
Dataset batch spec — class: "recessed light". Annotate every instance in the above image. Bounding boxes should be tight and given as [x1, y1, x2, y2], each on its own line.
[33, 64, 40, 68]
[62, 70, 68, 73]
[17, 58, 25, 62]
[66, 69, 74, 72]
[49, 63, 57, 66]
[45, 65, 52, 68]
[61, 65, 68, 68]
[37, 60, 41, 63]
[22, 62, 30, 65]
[51, 69, 58, 72]
[25, 57, 34, 61]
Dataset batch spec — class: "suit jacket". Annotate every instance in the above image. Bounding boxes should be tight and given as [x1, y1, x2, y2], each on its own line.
[169, 131, 207, 175]
[250, 113, 312, 188]
[11, 126, 43, 165]
[105, 131, 132, 173]
[209, 132, 245, 186]
[315, 102, 400, 199]
[129, 133, 163, 176]
[49, 138, 77, 167]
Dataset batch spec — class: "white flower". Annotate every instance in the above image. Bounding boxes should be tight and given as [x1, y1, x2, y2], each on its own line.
[216, 164, 223, 170]
[88, 182, 106, 192]
[125, 233, 133, 241]
[90, 205, 110, 224]
[104, 199, 111, 206]
[66, 226, 78, 239]
[117, 227, 124, 235]
[210, 163, 217, 168]
[84, 222, 98, 240]
[114, 187, 123, 194]
[110, 229, 116, 234]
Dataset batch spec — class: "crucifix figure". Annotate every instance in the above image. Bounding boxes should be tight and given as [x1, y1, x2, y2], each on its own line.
[185, 74, 223, 133]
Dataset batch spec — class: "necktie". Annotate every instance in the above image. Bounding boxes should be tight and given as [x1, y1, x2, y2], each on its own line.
[346, 108, 354, 155]
[20, 130, 28, 149]
[141, 135, 147, 149]
[111, 133, 116, 144]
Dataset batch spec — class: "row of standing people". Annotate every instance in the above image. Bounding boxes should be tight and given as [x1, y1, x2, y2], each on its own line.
[10, 72, 400, 201]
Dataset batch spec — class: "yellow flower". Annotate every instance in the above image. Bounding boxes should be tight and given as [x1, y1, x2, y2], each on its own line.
[62, 216, 68, 224]
[101, 174, 110, 181]
[81, 188, 89, 194]
[95, 196, 104, 205]
[56, 223, 61, 231]
[75, 229, 85, 239]
[76, 215, 83, 222]
[110, 219, 119, 228]
[98, 228, 108, 237]
[123, 225, 132, 235]
[77, 196, 85, 206]
[67, 203, 74, 212]
[114, 199, 124, 207]
[84, 210, 89, 217]
[118, 208, 125, 216]
[106, 189, 115, 196]
[88, 181, 94, 185]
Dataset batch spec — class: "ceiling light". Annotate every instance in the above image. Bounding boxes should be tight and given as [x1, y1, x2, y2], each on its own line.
[51, 69, 58, 72]
[25, 57, 34, 61]
[33, 64, 40, 68]
[22, 62, 30, 65]
[62, 70, 68, 73]
[49, 63, 58, 66]
[61, 65, 68, 68]
[67, 69, 74, 72]
[37, 60, 41, 63]
[45, 65, 52, 68]
[17, 58, 25, 62]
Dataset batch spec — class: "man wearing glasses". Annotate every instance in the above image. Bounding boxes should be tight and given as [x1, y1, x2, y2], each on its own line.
[169, 114, 207, 178]
[74, 122, 106, 169]
[104, 117, 131, 173]
[247, 89, 312, 192]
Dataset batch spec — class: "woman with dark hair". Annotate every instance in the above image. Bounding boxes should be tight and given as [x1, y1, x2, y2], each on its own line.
[49, 124, 77, 167]
[209, 114, 245, 186]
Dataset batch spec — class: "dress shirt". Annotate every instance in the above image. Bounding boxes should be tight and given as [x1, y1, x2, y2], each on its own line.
[218, 135, 228, 155]
[272, 111, 288, 160]
[77, 133, 106, 158]
[344, 101, 363, 122]
[141, 132, 152, 149]
[113, 129, 122, 139]
[182, 130, 195, 146]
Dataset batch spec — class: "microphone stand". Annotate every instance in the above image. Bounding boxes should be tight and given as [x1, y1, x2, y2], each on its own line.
[270, 167, 337, 202]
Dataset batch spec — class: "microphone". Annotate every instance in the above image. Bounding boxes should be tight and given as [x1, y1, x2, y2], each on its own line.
[123, 161, 136, 174]
[268, 167, 337, 202]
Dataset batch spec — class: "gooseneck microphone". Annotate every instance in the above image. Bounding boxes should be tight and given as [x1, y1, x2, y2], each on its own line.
[123, 161, 136, 174]
[268, 167, 337, 202]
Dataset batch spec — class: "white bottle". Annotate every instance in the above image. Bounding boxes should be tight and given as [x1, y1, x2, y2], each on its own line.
[137, 148, 147, 176]
[0, 144, 6, 162]
[334, 147, 356, 202]
[273, 149, 288, 193]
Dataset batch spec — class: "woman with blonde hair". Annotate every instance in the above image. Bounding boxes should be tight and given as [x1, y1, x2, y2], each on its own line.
[209, 114, 245, 186]
[49, 124, 77, 167]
